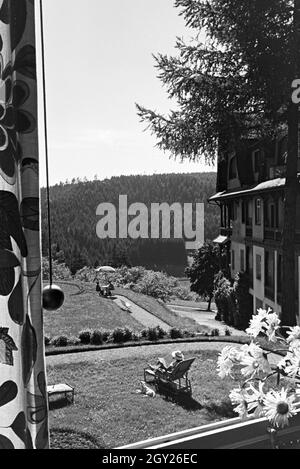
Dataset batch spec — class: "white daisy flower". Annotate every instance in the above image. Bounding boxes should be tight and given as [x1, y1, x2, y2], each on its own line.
[284, 349, 300, 379]
[240, 354, 271, 377]
[277, 353, 293, 372]
[289, 339, 300, 352]
[239, 342, 271, 377]
[265, 313, 281, 342]
[217, 346, 239, 379]
[287, 327, 300, 350]
[264, 388, 297, 428]
[287, 326, 300, 343]
[246, 309, 269, 338]
[238, 342, 264, 361]
[246, 382, 266, 418]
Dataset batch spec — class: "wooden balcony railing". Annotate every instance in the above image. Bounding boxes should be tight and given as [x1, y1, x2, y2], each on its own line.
[120, 407, 300, 449]
[264, 229, 300, 243]
[246, 226, 253, 238]
[220, 227, 232, 237]
[264, 228, 282, 242]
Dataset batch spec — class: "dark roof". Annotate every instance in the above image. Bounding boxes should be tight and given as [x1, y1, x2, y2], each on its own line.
[209, 177, 286, 202]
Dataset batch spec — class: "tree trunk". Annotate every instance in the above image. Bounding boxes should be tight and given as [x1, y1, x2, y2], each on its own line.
[281, 0, 300, 327]
[207, 295, 212, 312]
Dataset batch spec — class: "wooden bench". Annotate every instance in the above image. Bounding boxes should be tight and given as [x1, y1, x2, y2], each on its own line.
[47, 383, 75, 404]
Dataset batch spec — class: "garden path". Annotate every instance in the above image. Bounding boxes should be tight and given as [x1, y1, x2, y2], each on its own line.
[114, 294, 171, 331]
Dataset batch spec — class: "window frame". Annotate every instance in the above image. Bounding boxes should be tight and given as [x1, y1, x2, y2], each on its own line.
[231, 249, 235, 271]
[229, 156, 238, 180]
[256, 254, 262, 281]
[240, 249, 245, 272]
[255, 198, 262, 226]
[252, 149, 260, 173]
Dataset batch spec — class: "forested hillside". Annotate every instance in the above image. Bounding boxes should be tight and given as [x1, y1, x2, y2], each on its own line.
[41, 173, 219, 276]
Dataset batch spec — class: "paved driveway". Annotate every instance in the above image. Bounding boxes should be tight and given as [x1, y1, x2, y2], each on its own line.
[167, 303, 247, 337]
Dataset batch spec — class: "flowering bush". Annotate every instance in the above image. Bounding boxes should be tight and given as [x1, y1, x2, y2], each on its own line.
[42, 257, 72, 281]
[217, 308, 300, 429]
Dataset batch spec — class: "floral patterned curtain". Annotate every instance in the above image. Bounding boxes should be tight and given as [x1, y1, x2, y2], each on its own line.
[0, 0, 49, 449]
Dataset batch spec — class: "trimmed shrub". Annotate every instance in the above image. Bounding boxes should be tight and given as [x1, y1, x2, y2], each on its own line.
[68, 336, 81, 346]
[90, 330, 104, 346]
[122, 328, 133, 342]
[131, 332, 141, 342]
[79, 329, 92, 345]
[155, 326, 167, 339]
[111, 327, 133, 343]
[211, 328, 220, 337]
[169, 327, 184, 339]
[101, 330, 111, 343]
[233, 272, 253, 330]
[111, 328, 125, 343]
[52, 335, 69, 347]
[146, 327, 160, 341]
[213, 271, 235, 325]
[181, 329, 195, 338]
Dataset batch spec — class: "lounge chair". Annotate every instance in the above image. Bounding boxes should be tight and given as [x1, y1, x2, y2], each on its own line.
[145, 358, 196, 397]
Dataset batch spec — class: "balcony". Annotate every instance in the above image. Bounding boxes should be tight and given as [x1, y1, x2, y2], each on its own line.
[245, 226, 253, 238]
[120, 407, 300, 449]
[220, 227, 232, 237]
[264, 229, 300, 244]
[264, 228, 282, 242]
[269, 165, 286, 180]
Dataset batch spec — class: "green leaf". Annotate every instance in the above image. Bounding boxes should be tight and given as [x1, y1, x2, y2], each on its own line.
[0, 381, 18, 407]
[8, 276, 25, 325]
[0, 249, 20, 269]
[0, 435, 14, 449]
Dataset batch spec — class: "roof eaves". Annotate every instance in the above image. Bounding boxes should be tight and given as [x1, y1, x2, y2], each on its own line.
[209, 178, 287, 202]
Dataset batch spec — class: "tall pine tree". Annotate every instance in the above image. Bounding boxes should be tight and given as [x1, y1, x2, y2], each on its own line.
[137, 0, 299, 325]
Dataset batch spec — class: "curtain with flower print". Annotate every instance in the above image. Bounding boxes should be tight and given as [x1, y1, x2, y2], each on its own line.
[0, 0, 49, 449]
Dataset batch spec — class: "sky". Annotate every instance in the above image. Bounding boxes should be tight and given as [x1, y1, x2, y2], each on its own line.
[36, 0, 216, 186]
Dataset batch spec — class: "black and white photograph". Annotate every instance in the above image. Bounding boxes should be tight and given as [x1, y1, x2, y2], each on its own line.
[0, 0, 300, 453]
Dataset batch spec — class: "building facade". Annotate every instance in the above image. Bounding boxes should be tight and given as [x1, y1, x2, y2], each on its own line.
[210, 135, 300, 322]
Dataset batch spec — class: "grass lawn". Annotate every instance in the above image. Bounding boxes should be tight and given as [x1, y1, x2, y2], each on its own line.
[43, 283, 143, 338]
[44, 281, 204, 339]
[47, 348, 237, 449]
[115, 287, 205, 332]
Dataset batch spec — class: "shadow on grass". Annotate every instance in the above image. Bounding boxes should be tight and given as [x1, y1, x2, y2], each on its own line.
[155, 385, 234, 418]
[155, 386, 203, 410]
[49, 398, 74, 411]
[204, 399, 236, 419]
[50, 427, 106, 449]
